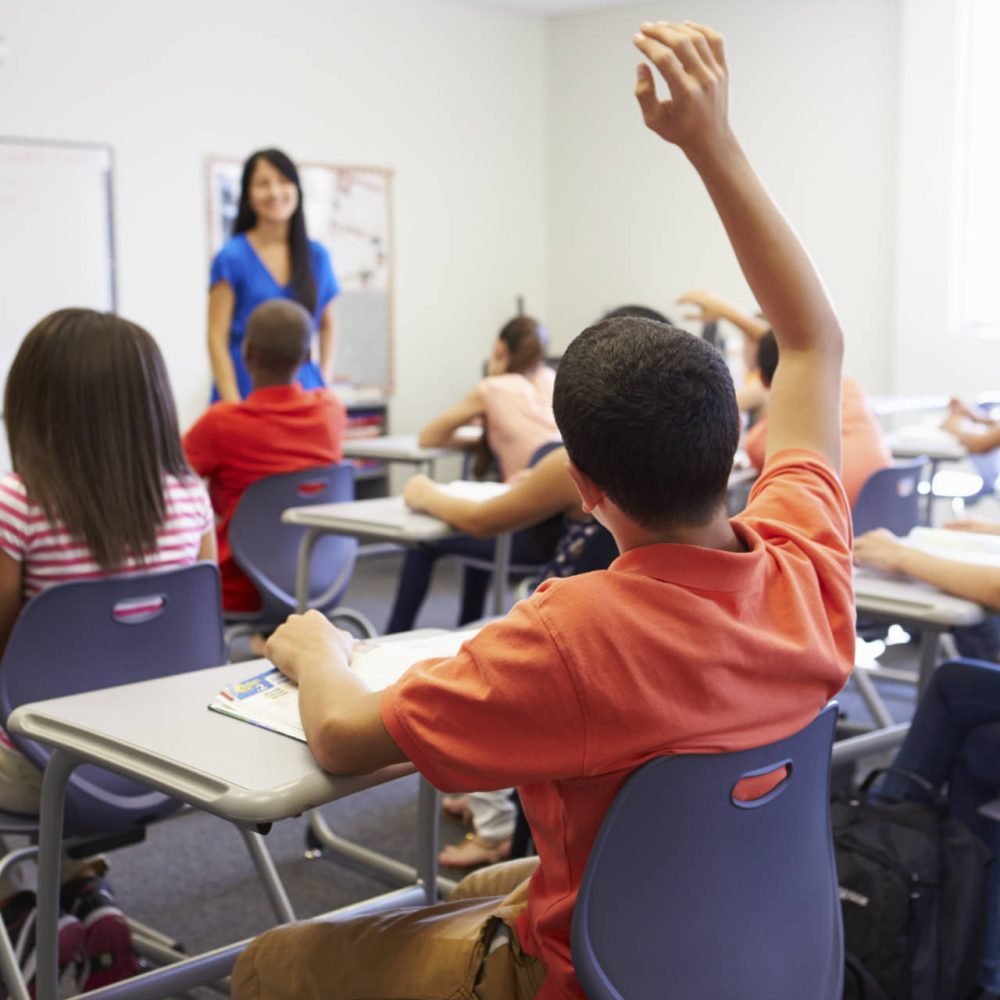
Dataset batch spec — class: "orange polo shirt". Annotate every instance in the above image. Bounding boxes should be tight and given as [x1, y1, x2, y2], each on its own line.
[381, 449, 855, 1000]
[183, 384, 345, 612]
[744, 376, 891, 507]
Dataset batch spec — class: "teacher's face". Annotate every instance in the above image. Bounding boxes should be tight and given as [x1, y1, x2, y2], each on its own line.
[248, 158, 299, 225]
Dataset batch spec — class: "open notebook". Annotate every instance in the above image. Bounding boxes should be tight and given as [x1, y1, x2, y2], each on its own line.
[901, 526, 1000, 567]
[209, 629, 480, 742]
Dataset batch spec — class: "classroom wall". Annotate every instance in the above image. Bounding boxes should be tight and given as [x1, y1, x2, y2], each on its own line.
[0, 0, 548, 433]
[544, 0, 901, 391]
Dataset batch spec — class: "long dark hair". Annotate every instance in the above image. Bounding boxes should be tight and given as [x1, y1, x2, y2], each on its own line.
[233, 148, 317, 315]
[4, 309, 193, 570]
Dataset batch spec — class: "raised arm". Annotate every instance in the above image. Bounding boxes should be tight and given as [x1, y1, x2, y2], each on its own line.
[635, 21, 844, 468]
[676, 289, 770, 342]
[418, 388, 485, 448]
[402, 447, 583, 538]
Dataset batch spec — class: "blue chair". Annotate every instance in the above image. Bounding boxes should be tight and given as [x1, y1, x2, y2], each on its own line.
[226, 462, 374, 637]
[0, 565, 298, 994]
[852, 457, 926, 537]
[571, 704, 843, 1000]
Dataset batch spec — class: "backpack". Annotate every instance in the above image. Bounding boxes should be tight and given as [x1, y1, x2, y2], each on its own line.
[832, 769, 992, 1000]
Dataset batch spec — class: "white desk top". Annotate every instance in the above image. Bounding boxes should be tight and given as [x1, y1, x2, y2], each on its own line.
[8, 661, 413, 826]
[853, 568, 985, 628]
[870, 395, 950, 418]
[886, 425, 966, 461]
[342, 434, 453, 463]
[283, 496, 458, 543]
[903, 526, 1000, 567]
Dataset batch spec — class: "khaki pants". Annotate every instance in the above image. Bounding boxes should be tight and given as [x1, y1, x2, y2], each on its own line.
[231, 857, 546, 1000]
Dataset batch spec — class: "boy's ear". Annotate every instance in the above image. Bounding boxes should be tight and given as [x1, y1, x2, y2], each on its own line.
[566, 459, 604, 515]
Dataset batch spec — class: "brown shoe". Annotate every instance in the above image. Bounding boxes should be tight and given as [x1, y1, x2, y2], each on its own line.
[438, 833, 512, 869]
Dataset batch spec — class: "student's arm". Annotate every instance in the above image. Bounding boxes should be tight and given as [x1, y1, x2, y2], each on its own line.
[183, 412, 220, 479]
[402, 447, 582, 538]
[854, 529, 1000, 610]
[0, 552, 22, 659]
[266, 611, 408, 775]
[635, 22, 844, 469]
[418, 388, 485, 448]
[947, 422, 1000, 455]
[676, 289, 770, 342]
[208, 282, 240, 404]
[197, 529, 217, 563]
[318, 302, 337, 385]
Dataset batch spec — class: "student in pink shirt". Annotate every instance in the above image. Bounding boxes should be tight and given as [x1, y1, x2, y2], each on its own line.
[419, 316, 559, 482]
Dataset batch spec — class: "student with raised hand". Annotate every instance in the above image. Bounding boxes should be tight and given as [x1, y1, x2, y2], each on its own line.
[232, 21, 854, 1000]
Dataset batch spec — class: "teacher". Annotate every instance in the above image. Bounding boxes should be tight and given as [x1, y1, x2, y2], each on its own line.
[207, 148, 338, 401]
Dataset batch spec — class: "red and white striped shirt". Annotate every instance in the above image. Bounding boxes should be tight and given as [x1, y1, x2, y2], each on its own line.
[0, 472, 213, 600]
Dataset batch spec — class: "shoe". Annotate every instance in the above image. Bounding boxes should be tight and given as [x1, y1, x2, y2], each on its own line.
[60, 877, 138, 991]
[441, 795, 474, 826]
[438, 833, 512, 869]
[1, 890, 85, 997]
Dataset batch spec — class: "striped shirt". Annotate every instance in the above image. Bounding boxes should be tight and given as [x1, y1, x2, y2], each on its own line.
[0, 472, 213, 600]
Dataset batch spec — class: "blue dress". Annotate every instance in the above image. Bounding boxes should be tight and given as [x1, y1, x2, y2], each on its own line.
[209, 234, 340, 399]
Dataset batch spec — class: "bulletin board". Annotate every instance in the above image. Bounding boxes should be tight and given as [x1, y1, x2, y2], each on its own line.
[206, 158, 394, 394]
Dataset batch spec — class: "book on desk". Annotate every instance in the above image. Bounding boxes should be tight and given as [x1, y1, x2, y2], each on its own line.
[210, 628, 481, 741]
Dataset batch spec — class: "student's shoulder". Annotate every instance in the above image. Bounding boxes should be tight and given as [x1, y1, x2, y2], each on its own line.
[737, 448, 851, 548]
[0, 472, 29, 512]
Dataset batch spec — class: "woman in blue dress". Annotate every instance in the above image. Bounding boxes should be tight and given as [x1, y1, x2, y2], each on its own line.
[207, 148, 339, 401]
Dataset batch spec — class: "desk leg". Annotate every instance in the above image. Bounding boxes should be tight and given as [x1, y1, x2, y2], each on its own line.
[917, 629, 942, 695]
[295, 528, 322, 614]
[36, 750, 75, 1000]
[415, 779, 440, 905]
[922, 459, 940, 526]
[491, 533, 512, 617]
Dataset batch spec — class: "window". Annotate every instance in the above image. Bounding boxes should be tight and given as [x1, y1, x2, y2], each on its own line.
[955, 0, 1000, 336]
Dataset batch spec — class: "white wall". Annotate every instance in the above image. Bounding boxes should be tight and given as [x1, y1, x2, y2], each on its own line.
[0, 0, 548, 432]
[545, 0, 901, 391]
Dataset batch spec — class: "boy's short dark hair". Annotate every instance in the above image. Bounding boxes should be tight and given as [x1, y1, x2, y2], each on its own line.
[245, 300, 312, 379]
[756, 329, 778, 388]
[554, 317, 740, 528]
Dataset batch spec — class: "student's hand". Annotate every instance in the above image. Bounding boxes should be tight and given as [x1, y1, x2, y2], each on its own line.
[946, 518, 1000, 536]
[402, 475, 440, 512]
[853, 529, 906, 573]
[676, 289, 726, 324]
[941, 412, 966, 437]
[266, 610, 354, 684]
[633, 21, 732, 158]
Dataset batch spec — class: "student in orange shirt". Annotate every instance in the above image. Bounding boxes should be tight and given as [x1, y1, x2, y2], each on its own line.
[743, 330, 891, 507]
[184, 299, 346, 613]
[232, 21, 855, 1000]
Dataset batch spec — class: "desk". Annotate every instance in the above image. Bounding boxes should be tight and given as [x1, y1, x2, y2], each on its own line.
[853, 567, 985, 722]
[8, 659, 443, 1000]
[342, 434, 456, 477]
[870, 394, 950, 420]
[284, 493, 515, 620]
[886, 425, 967, 524]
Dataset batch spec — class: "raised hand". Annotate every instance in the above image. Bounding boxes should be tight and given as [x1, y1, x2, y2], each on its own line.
[633, 21, 731, 158]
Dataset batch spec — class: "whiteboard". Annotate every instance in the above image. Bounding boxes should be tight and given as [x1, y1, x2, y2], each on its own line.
[206, 158, 393, 394]
[0, 139, 116, 391]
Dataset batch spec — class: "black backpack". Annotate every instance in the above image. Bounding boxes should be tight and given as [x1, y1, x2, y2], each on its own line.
[833, 769, 992, 1000]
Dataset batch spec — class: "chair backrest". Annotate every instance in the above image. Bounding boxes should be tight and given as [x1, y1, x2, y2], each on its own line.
[571, 704, 843, 1000]
[852, 457, 926, 536]
[0, 563, 224, 835]
[228, 462, 357, 622]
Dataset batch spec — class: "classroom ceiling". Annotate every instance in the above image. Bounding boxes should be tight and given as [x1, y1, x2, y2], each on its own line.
[464, 0, 633, 13]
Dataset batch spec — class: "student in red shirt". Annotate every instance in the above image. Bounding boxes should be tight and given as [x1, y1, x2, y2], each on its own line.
[184, 299, 346, 613]
[232, 21, 856, 1000]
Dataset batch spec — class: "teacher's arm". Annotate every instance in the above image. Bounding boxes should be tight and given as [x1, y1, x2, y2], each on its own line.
[207, 282, 241, 403]
[318, 302, 337, 385]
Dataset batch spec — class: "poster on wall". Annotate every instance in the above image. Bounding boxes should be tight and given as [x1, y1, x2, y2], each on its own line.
[206, 158, 393, 394]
